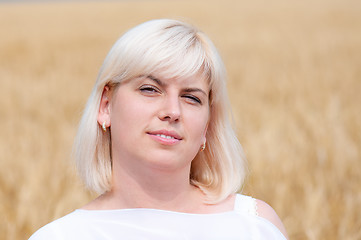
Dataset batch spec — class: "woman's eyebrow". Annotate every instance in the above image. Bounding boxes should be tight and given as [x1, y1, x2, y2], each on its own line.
[147, 75, 164, 86]
[147, 75, 207, 96]
[184, 88, 208, 97]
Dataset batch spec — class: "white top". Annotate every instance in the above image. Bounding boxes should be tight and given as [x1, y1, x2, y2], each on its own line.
[29, 194, 286, 240]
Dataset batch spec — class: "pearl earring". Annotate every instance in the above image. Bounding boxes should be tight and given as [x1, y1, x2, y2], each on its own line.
[200, 142, 206, 151]
[102, 121, 107, 132]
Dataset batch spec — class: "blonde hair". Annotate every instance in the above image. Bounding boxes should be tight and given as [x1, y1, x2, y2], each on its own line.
[74, 19, 247, 203]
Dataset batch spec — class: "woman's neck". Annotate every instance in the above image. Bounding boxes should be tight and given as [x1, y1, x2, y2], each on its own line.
[84, 159, 204, 213]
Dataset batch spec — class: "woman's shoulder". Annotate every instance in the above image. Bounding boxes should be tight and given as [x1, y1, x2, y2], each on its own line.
[254, 199, 288, 239]
[28, 211, 83, 240]
[234, 194, 288, 239]
[233, 194, 258, 215]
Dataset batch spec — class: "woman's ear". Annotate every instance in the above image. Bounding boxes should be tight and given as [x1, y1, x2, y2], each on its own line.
[202, 121, 209, 142]
[199, 122, 208, 149]
[97, 85, 112, 128]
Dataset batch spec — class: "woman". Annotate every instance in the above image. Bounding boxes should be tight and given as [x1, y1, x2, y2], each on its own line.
[30, 19, 288, 239]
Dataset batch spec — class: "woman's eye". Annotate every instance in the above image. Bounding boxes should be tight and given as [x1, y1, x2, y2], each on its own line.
[139, 85, 159, 93]
[183, 95, 202, 104]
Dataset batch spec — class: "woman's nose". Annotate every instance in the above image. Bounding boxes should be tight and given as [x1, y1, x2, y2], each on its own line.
[158, 96, 181, 122]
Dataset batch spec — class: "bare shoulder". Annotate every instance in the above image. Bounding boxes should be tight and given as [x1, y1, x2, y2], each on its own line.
[255, 199, 289, 239]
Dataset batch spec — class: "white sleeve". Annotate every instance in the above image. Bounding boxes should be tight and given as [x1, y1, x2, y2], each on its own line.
[28, 223, 62, 240]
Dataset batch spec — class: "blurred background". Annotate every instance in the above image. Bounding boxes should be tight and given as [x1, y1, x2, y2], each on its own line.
[0, 0, 360, 239]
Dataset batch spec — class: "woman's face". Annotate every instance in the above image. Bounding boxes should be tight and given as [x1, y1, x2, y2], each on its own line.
[99, 73, 210, 172]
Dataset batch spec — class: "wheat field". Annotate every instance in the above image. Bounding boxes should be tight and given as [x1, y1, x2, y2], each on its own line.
[0, 0, 360, 239]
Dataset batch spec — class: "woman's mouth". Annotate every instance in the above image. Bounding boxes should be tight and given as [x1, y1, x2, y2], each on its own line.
[155, 134, 176, 140]
[147, 130, 182, 145]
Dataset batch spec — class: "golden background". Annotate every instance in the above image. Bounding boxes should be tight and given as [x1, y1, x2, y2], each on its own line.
[1, 0, 360, 239]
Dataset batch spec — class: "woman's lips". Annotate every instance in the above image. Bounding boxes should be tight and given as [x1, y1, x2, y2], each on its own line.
[147, 130, 182, 145]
